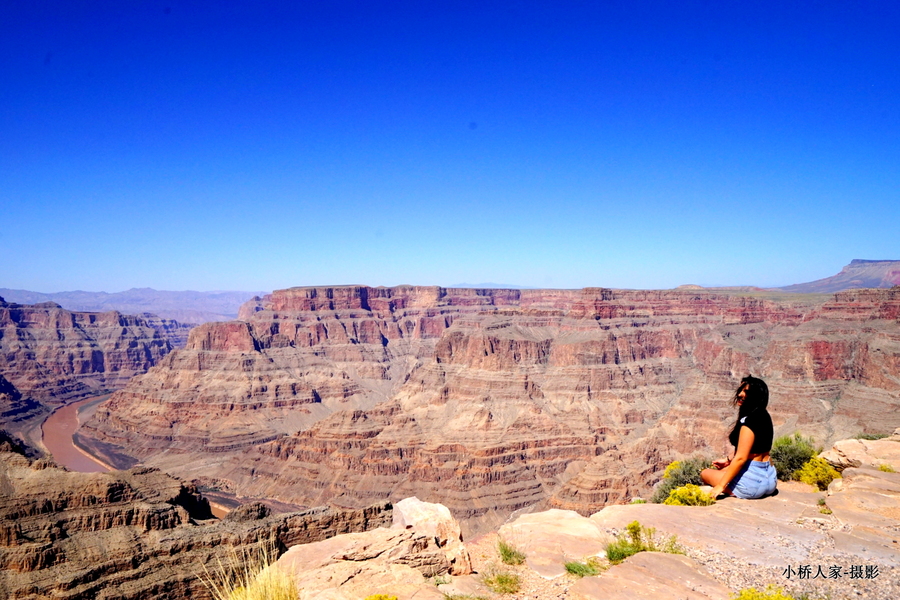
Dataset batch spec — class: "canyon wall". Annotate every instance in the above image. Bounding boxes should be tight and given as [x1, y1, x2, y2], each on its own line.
[0, 433, 391, 600]
[0, 297, 192, 407]
[77, 286, 900, 535]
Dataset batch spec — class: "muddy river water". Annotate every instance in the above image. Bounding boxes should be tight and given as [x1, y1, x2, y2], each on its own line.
[41, 395, 113, 473]
[42, 396, 229, 517]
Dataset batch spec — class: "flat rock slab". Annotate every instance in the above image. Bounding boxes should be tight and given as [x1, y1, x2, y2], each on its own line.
[288, 561, 445, 600]
[497, 508, 614, 579]
[589, 492, 827, 567]
[570, 552, 731, 600]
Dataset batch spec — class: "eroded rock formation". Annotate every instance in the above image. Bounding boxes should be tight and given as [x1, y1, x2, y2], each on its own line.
[0, 297, 192, 406]
[78, 286, 900, 535]
[0, 435, 391, 600]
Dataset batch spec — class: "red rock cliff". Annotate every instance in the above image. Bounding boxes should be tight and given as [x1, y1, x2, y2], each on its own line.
[77, 286, 900, 536]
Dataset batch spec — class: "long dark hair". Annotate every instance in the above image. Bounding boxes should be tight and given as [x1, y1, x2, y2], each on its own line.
[729, 375, 768, 439]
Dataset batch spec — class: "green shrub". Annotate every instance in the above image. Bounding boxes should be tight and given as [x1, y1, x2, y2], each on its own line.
[854, 433, 889, 440]
[663, 484, 716, 506]
[605, 520, 681, 565]
[651, 457, 710, 503]
[878, 463, 896, 473]
[732, 585, 795, 600]
[481, 571, 520, 594]
[497, 538, 525, 565]
[771, 434, 819, 481]
[630, 498, 647, 504]
[564, 558, 603, 577]
[795, 457, 840, 491]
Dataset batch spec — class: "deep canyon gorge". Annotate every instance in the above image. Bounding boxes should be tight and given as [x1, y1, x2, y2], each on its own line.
[1, 266, 900, 599]
[66, 283, 900, 536]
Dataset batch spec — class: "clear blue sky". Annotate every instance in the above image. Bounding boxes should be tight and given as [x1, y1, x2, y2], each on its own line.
[2, 1, 898, 292]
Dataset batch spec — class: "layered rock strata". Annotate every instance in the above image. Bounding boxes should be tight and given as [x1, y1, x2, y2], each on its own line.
[0, 375, 45, 432]
[0, 436, 391, 600]
[78, 286, 900, 535]
[0, 298, 192, 407]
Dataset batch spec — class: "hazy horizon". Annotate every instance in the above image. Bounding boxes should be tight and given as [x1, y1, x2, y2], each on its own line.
[3, 3, 899, 292]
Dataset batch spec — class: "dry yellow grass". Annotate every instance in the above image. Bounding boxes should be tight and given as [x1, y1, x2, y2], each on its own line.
[200, 540, 297, 600]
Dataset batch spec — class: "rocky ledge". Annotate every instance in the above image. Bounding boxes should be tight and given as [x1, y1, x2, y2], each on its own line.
[0, 432, 391, 600]
[269, 431, 900, 600]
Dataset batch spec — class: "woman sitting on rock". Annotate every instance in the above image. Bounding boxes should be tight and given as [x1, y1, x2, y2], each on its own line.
[701, 375, 777, 499]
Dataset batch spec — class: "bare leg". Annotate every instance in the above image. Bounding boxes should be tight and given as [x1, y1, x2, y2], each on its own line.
[701, 467, 728, 487]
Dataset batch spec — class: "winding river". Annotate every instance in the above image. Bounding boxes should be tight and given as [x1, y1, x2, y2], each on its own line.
[42, 396, 230, 518]
[41, 395, 112, 473]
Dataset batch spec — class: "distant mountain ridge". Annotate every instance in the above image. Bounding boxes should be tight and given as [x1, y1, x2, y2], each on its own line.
[777, 259, 900, 293]
[0, 287, 267, 324]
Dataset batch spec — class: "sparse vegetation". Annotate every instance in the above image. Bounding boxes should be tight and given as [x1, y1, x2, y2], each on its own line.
[817, 497, 826, 506]
[663, 484, 716, 506]
[819, 506, 832, 515]
[605, 520, 682, 565]
[771, 434, 819, 481]
[497, 538, 526, 565]
[442, 595, 488, 600]
[878, 463, 896, 473]
[630, 498, 647, 504]
[564, 557, 604, 577]
[363, 595, 398, 600]
[651, 457, 710, 503]
[732, 585, 796, 600]
[481, 570, 521, 594]
[795, 457, 840, 491]
[854, 433, 889, 440]
[200, 540, 296, 600]
[431, 575, 451, 586]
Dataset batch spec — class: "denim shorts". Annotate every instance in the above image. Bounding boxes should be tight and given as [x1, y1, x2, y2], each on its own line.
[729, 460, 777, 499]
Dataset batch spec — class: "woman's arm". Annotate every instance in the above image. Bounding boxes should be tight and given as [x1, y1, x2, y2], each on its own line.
[710, 425, 755, 497]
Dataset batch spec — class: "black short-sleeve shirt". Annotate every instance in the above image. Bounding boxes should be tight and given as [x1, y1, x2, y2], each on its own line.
[729, 409, 774, 454]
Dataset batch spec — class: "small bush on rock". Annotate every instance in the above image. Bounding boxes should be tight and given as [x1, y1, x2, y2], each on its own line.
[878, 463, 896, 473]
[481, 570, 521, 594]
[605, 520, 681, 565]
[651, 457, 710, 503]
[200, 539, 296, 600]
[771, 434, 819, 481]
[854, 433, 889, 440]
[663, 484, 716, 506]
[497, 538, 525, 565]
[795, 457, 840, 490]
[564, 558, 604, 577]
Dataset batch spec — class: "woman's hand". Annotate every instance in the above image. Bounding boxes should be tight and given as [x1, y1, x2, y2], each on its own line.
[712, 458, 731, 469]
[709, 485, 725, 498]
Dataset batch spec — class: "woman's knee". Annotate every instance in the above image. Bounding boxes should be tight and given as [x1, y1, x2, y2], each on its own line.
[700, 468, 719, 485]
